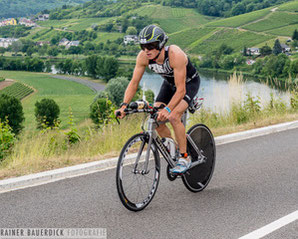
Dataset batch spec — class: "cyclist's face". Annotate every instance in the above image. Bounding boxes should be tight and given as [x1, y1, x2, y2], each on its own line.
[140, 42, 159, 59]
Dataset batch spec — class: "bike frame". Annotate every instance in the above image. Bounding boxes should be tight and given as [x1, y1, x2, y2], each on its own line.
[133, 111, 206, 174]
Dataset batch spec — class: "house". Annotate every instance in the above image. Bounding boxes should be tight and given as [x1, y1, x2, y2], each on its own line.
[19, 18, 36, 27]
[246, 59, 256, 65]
[37, 14, 49, 21]
[247, 47, 260, 56]
[36, 41, 50, 46]
[123, 35, 138, 45]
[65, 41, 80, 49]
[0, 38, 19, 48]
[58, 38, 70, 46]
[280, 44, 291, 53]
[0, 18, 17, 26]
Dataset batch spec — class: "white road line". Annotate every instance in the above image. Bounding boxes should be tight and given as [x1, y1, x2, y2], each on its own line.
[238, 210, 298, 239]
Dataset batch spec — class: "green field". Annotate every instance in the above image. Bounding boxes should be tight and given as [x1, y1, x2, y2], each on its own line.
[266, 24, 298, 36]
[168, 27, 218, 50]
[128, 5, 213, 33]
[243, 11, 298, 32]
[0, 71, 96, 130]
[190, 28, 274, 54]
[277, 1, 298, 12]
[206, 8, 272, 28]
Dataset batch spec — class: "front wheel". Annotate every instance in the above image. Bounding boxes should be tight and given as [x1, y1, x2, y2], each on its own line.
[182, 124, 216, 192]
[116, 133, 160, 211]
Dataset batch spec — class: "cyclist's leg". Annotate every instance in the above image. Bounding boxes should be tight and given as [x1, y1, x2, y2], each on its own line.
[169, 77, 200, 154]
[154, 80, 175, 138]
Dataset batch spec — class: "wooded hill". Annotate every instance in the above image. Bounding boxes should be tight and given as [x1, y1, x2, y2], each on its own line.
[0, 0, 90, 19]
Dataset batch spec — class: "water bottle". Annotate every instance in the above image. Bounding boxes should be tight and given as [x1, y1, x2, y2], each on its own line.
[129, 100, 148, 110]
[162, 138, 176, 159]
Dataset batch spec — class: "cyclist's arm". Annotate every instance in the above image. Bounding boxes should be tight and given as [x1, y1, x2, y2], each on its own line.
[122, 51, 148, 105]
[167, 45, 187, 111]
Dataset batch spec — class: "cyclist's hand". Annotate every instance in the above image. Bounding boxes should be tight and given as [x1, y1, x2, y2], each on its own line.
[157, 108, 170, 121]
[115, 107, 126, 119]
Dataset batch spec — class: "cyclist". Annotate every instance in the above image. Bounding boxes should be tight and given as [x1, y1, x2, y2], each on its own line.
[116, 25, 200, 174]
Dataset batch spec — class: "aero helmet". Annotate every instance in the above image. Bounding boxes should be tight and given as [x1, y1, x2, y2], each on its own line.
[138, 25, 168, 50]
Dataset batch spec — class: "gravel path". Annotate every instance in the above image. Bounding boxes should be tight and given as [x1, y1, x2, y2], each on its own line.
[51, 75, 105, 93]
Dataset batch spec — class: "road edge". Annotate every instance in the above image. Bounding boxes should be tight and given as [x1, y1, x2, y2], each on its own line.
[1, 120, 297, 193]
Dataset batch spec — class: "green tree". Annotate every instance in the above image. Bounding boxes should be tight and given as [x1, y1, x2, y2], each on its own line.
[260, 45, 272, 56]
[35, 98, 60, 129]
[273, 39, 282, 55]
[89, 98, 115, 127]
[126, 26, 137, 35]
[85, 55, 98, 78]
[0, 119, 15, 160]
[0, 47, 5, 56]
[292, 29, 298, 41]
[0, 94, 24, 135]
[10, 40, 23, 55]
[105, 77, 129, 106]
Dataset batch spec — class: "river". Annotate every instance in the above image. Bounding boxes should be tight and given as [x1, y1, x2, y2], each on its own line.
[140, 71, 291, 112]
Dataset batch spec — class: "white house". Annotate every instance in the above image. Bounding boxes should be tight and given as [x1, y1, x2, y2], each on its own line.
[37, 14, 49, 21]
[0, 38, 19, 48]
[280, 44, 291, 53]
[19, 18, 37, 27]
[65, 41, 80, 49]
[247, 47, 260, 56]
[124, 35, 138, 45]
[59, 38, 70, 46]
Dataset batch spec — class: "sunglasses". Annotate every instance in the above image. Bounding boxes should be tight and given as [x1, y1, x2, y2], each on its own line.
[140, 42, 159, 51]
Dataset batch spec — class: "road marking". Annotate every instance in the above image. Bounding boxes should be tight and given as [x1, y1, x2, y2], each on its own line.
[238, 210, 298, 239]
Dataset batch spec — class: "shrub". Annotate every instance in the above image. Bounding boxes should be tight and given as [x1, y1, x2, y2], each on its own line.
[0, 94, 24, 134]
[0, 77, 4, 82]
[145, 89, 155, 104]
[105, 77, 129, 106]
[0, 119, 15, 161]
[90, 98, 115, 127]
[35, 98, 60, 129]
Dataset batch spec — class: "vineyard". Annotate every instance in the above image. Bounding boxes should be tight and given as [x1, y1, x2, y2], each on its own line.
[0, 82, 34, 100]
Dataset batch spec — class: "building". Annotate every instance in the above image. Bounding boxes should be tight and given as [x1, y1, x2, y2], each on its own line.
[246, 59, 256, 65]
[247, 47, 260, 56]
[58, 38, 70, 46]
[123, 35, 138, 45]
[65, 41, 80, 49]
[0, 38, 19, 48]
[19, 18, 37, 27]
[37, 14, 49, 21]
[36, 41, 50, 46]
[0, 18, 17, 26]
[280, 44, 291, 53]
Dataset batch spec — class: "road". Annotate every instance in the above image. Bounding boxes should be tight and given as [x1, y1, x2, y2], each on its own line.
[0, 128, 297, 239]
[51, 75, 105, 92]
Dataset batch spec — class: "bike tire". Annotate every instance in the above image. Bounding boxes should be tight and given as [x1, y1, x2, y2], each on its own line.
[182, 124, 216, 192]
[116, 133, 160, 211]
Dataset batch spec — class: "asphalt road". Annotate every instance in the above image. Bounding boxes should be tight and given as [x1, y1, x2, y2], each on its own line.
[51, 75, 105, 92]
[0, 128, 297, 239]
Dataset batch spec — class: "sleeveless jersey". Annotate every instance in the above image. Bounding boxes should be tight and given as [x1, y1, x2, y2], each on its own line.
[148, 46, 198, 85]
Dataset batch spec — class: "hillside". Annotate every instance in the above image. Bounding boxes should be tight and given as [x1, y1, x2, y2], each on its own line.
[18, 1, 297, 57]
[0, 0, 90, 19]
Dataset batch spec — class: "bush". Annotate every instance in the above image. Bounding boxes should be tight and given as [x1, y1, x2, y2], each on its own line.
[0, 77, 4, 82]
[90, 98, 115, 127]
[0, 119, 15, 161]
[0, 94, 24, 134]
[105, 77, 129, 106]
[35, 98, 60, 129]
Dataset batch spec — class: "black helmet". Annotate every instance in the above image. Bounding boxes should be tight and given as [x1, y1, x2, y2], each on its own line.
[138, 25, 168, 50]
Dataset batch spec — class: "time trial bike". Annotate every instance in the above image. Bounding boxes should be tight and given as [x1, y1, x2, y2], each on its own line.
[116, 98, 216, 211]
